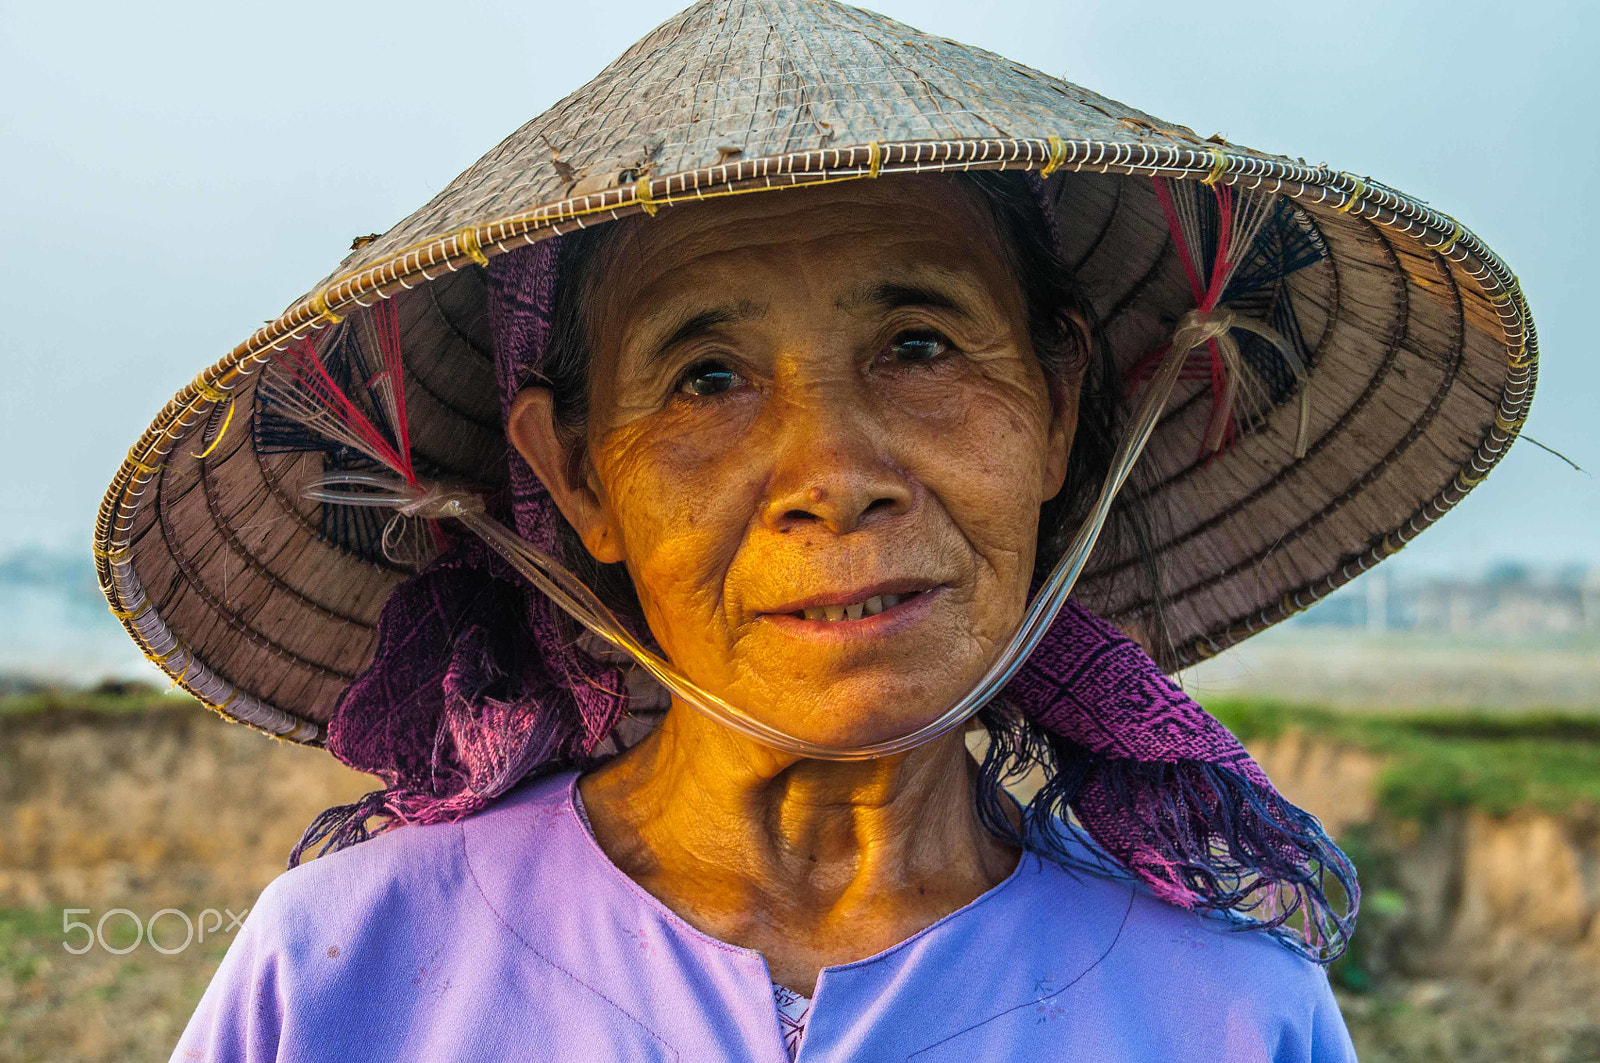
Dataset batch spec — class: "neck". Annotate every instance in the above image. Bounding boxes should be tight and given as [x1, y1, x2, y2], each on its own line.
[578, 702, 1021, 995]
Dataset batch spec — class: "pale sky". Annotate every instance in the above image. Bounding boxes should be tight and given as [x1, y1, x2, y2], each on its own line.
[2, 0, 1593, 573]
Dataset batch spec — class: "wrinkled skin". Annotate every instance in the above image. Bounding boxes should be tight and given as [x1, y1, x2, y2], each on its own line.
[513, 176, 1077, 747]
[507, 175, 1082, 995]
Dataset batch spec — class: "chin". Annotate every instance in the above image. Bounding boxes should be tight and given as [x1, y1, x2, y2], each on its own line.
[748, 671, 972, 752]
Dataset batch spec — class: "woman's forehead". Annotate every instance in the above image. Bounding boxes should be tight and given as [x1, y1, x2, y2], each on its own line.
[587, 176, 1020, 346]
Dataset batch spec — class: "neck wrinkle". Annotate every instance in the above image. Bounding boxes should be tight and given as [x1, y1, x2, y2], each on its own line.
[578, 702, 1018, 921]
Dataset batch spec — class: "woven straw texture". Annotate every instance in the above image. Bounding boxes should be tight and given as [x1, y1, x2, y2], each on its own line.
[95, 0, 1535, 745]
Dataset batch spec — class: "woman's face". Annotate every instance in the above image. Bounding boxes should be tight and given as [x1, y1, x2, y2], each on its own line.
[512, 176, 1078, 748]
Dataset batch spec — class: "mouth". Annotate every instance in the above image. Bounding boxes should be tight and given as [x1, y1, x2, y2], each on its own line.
[757, 582, 942, 637]
[789, 591, 917, 622]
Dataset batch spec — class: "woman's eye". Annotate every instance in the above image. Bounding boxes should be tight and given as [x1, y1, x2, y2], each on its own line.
[887, 330, 953, 364]
[675, 359, 740, 397]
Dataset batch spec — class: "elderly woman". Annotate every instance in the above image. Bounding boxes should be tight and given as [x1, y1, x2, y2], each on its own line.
[97, 4, 1535, 1062]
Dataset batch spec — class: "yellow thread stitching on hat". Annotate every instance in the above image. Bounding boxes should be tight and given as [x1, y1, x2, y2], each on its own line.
[1039, 135, 1067, 178]
[1336, 176, 1366, 214]
[867, 141, 882, 179]
[148, 642, 184, 664]
[310, 288, 344, 324]
[167, 653, 194, 690]
[193, 398, 236, 460]
[194, 380, 228, 403]
[127, 451, 162, 476]
[1201, 148, 1228, 187]
[635, 174, 658, 216]
[212, 689, 239, 711]
[108, 602, 148, 621]
[93, 543, 130, 561]
[1456, 467, 1487, 488]
[1488, 278, 1521, 306]
[456, 226, 490, 267]
[1437, 217, 1462, 256]
[1494, 409, 1525, 431]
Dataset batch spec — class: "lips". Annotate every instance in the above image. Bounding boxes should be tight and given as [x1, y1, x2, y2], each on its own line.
[758, 585, 942, 641]
[754, 579, 945, 641]
[761, 579, 938, 620]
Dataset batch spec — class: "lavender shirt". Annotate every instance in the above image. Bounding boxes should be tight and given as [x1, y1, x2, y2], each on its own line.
[171, 771, 1356, 1061]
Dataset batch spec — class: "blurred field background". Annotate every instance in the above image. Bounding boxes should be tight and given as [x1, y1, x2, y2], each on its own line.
[1, 549, 1598, 1062]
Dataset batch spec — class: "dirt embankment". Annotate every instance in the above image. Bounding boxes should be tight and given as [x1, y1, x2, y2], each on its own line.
[0, 705, 374, 910]
[1256, 730, 1600, 959]
[1254, 730, 1600, 1060]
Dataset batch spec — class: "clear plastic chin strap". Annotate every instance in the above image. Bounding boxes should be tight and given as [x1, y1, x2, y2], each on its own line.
[307, 331, 1200, 762]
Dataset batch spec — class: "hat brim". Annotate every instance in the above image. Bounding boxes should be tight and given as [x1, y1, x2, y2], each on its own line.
[94, 1, 1534, 744]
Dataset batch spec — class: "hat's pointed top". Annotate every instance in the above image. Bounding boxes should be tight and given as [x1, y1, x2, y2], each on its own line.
[353, 0, 1197, 270]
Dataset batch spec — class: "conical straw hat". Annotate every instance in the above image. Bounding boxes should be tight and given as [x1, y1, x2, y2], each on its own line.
[95, 0, 1535, 745]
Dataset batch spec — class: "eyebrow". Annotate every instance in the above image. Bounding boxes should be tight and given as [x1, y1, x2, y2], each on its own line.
[632, 278, 979, 365]
[640, 300, 765, 364]
[835, 281, 969, 315]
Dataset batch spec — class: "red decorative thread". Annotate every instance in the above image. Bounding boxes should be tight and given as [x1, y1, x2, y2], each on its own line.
[272, 312, 419, 487]
[1125, 178, 1242, 455]
[374, 299, 416, 480]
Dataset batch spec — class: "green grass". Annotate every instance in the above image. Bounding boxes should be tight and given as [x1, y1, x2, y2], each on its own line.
[0, 686, 195, 717]
[1205, 697, 1600, 823]
[0, 907, 59, 987]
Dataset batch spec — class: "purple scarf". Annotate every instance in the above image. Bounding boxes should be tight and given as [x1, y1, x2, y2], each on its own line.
[293, 222, 1356, 962]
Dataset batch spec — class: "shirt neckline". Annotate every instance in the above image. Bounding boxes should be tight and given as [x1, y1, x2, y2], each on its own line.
[561, 769, 1034, 978]
[461, 768, 1137, 1061]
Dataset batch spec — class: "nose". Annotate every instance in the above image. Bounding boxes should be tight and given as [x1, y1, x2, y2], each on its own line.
[758, 386, 913, 536]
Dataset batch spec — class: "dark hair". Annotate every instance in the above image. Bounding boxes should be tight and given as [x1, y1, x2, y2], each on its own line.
[528, 170, 1167, 839]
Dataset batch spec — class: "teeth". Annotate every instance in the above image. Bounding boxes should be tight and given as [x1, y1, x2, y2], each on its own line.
[796, 591, 914, 621]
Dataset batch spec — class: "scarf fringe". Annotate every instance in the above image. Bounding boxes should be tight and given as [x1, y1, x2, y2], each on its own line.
[1031, 754, 1358, 963]
[288, 789, 391, 869]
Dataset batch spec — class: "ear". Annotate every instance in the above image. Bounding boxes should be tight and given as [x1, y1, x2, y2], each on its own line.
[1041, 309, 1089, 499]
[505, 387, 626, 565]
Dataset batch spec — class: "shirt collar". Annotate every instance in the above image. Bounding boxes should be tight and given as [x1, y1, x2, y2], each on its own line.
[461, 769, 1134, 1059]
